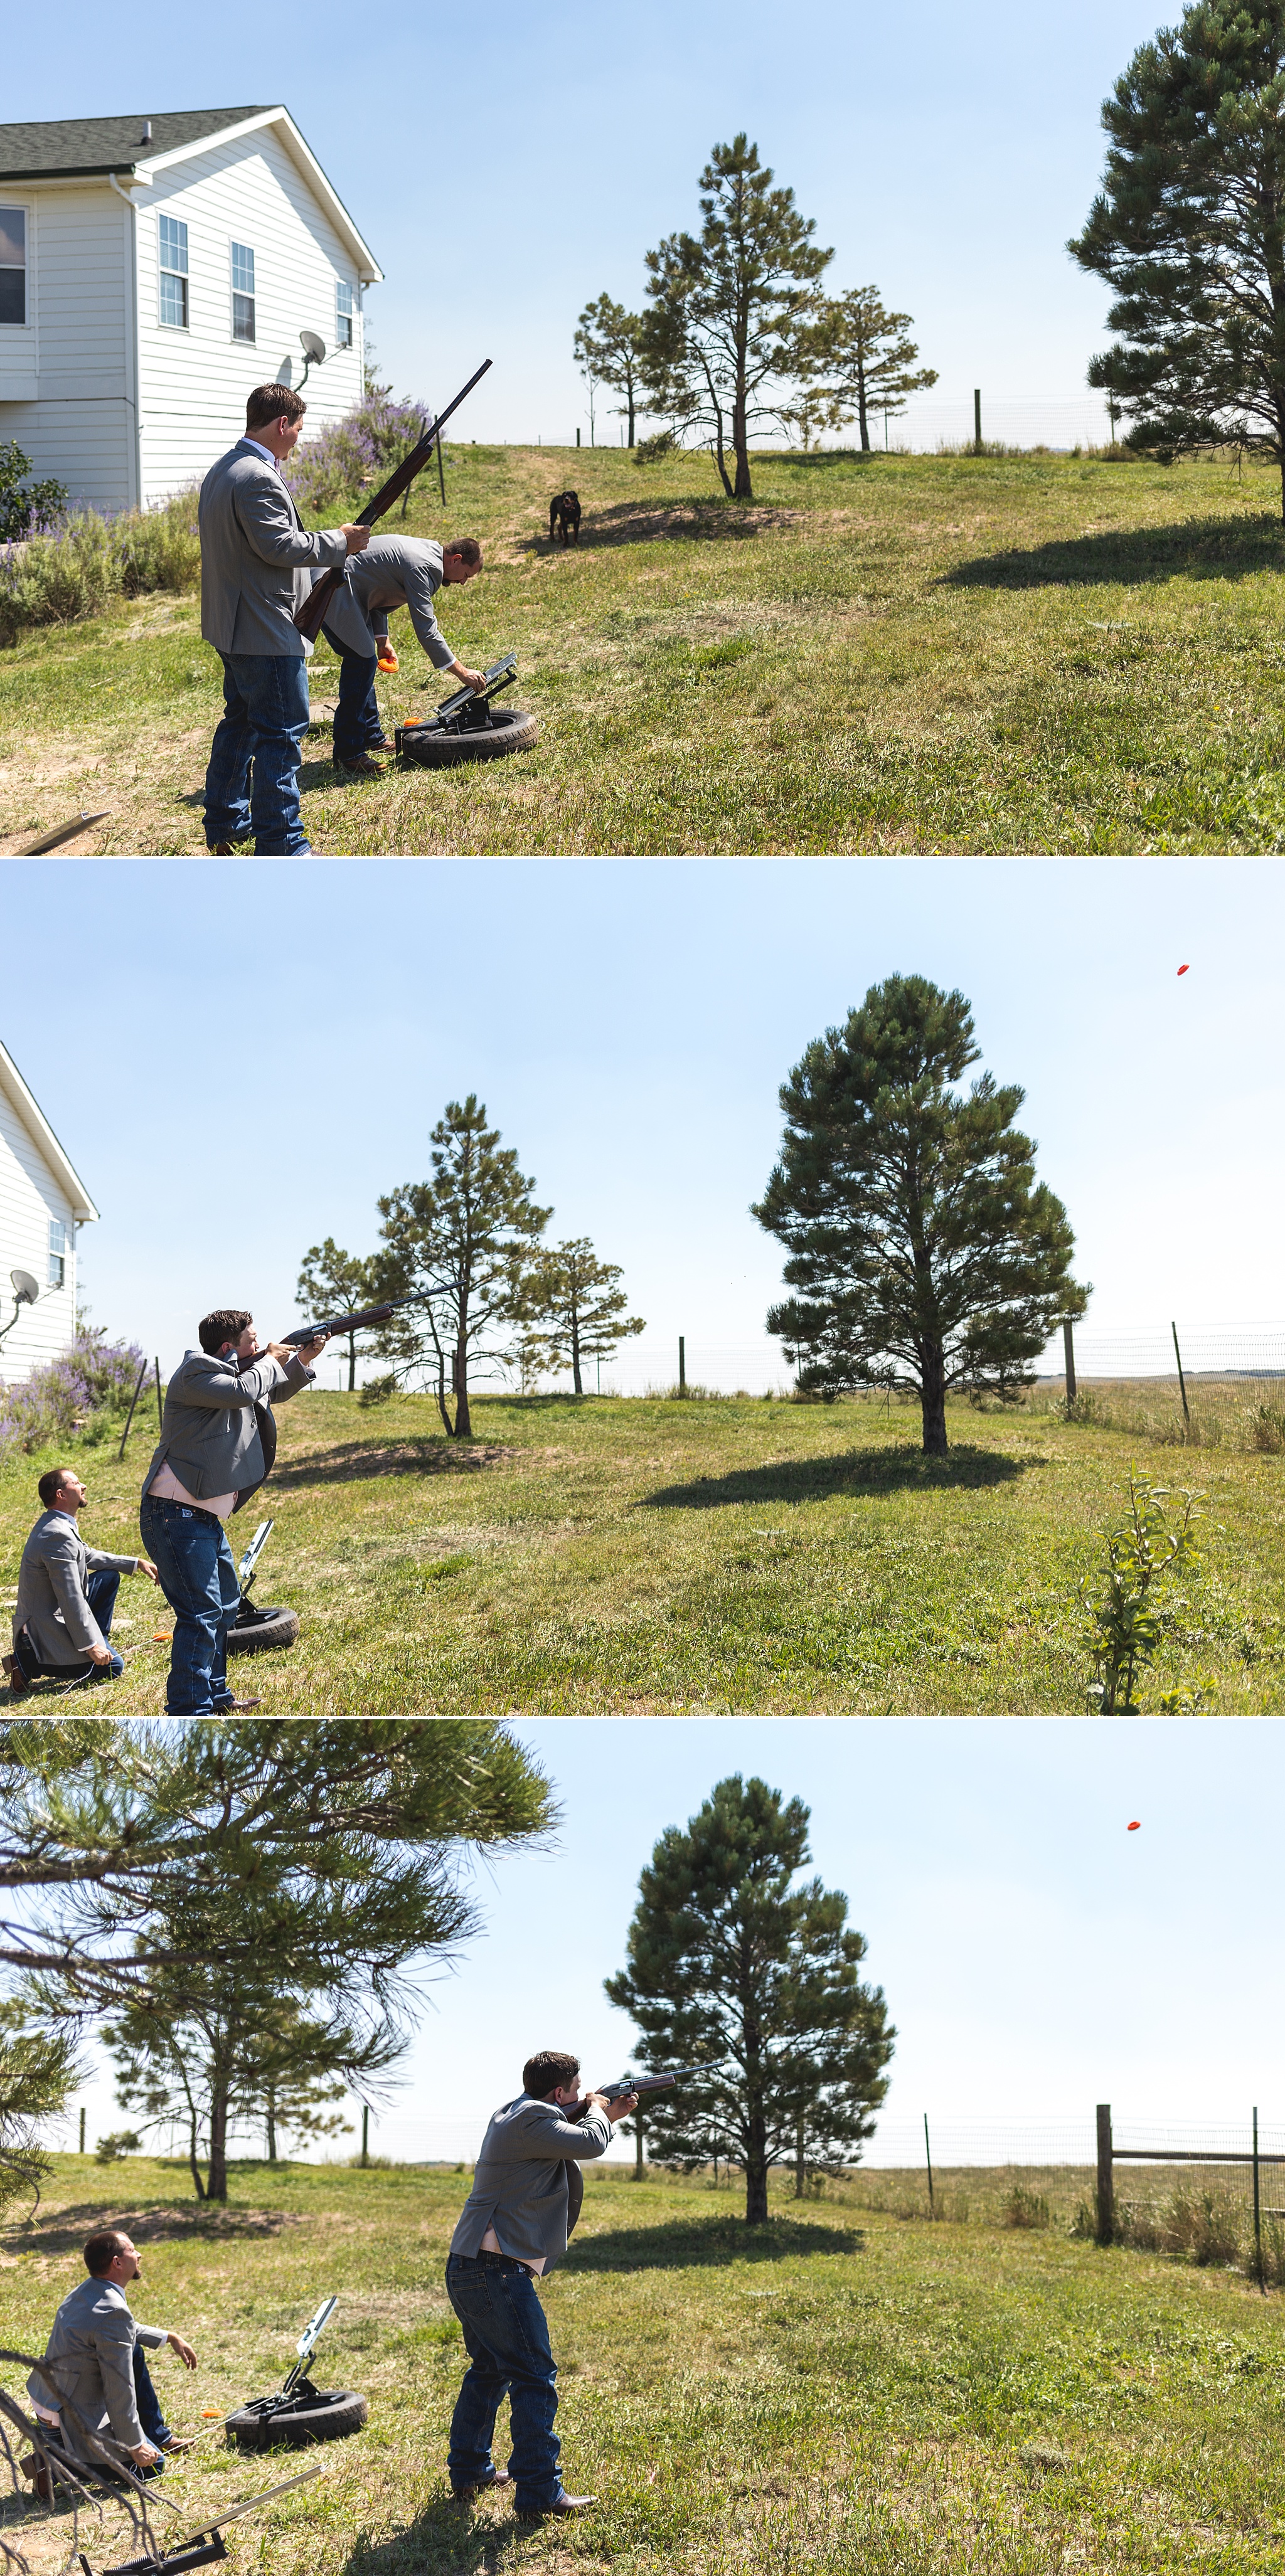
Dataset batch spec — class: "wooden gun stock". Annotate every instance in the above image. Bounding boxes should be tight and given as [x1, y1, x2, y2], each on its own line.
[294, 358, 493, 642]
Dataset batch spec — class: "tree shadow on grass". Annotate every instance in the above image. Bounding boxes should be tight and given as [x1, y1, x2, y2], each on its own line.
[943, 512, 1285, 591]
[3, 2200, 291, 2256]
[563, 2212, 862, 2271]
[640, 1442, 1032, 1510]
[521, 497, 804, 554]
[270, 1441, 517, 1488]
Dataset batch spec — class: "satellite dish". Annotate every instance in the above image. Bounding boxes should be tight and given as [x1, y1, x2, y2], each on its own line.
[10, 1270, 38, 1306]
[297, 329, 326, 389]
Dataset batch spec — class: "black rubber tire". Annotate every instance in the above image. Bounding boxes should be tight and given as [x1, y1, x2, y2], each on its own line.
[400, 706, 539, 766]
[227, 2390, 368, 2450]
[227, 1603, 299, 1656]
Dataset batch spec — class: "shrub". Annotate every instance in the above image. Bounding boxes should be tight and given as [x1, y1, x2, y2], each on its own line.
[0, 1327, 146, 1456]
[1250, 1402, 1285, 1453]
[1003, 2183, 1050, 2229]
[95, 2129, 141, 2163]
[284, 391, 429, 517]
[358, 1372, 399, 1407]
[0, 437, 68, 543]
[634, 429, 679, 465]
[0, 489, 200, 648]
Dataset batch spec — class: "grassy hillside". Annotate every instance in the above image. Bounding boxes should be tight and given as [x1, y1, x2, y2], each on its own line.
[2, 1389, 1282, 1713]
[5, 444, 1285, 854]
[4, 2154, 1284, 2576]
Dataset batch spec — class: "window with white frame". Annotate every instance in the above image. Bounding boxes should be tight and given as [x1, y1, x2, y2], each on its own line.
[230, 241, 255, 342]
[47, 1218, 66, 1290]
[0, 208, 27, 327]
[158, 214, 188, 328]
[336, 279, 353, 349]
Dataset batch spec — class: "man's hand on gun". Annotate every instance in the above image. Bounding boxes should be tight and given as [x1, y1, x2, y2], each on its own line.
[266, 1333, 330, 1366]
[342, 526, 371, 554]
[584, 2087, 639, 2126]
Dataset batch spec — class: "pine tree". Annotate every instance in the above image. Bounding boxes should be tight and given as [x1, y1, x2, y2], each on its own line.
[573, 296, 649, 445]
[0, 2002, 78, 2212]
[752, 975, 1087, 1456]
[296, 1238, 377, 1389]
[605, 1775, 893, 2224]
[642, 135, 831, 499]
[799, 287, 937, 452]
[1069, 1, 1285, 514]
[511, 1238, 644, 1394]
[371, 1096, 550, 1436]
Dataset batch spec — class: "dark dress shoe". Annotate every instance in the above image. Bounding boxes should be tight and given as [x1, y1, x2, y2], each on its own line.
[452, 2469, 511, 2498]
[334, 753, 386, 779]
[2, 1653, 29, 1697]
[518, 2491, 595, 2519]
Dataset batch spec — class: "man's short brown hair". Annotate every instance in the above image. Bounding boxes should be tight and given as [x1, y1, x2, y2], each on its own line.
[523, 2049, 580, 2099]
[444, 538, 482, 568]
[83, 2228, 131, 2276]
[246, 383, 306, 433]
[38, 1467, 75, 1510]
[199, 1308, 252, 1355]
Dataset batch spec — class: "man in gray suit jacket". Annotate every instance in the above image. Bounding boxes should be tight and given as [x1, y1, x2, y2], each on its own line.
[444, 2049, 636, 2520]
[28, 2226, 196, 2478]
[200, 380, 370, 859]
[138, 1304, 328, 1716]
[4, 1466, 158, 1697]
[317, 535, 486, 777]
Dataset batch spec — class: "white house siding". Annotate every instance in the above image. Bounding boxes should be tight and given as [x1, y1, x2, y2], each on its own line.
[0, 184, 134, 511]
[137, 128, 367, 504]
[0, 1084, 78, 1385]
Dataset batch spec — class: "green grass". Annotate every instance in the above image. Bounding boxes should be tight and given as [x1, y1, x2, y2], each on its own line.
[8, 443, 1285, 851]
[3, 1388, 1283, 1712]
[5, 2154, 1285, 2576]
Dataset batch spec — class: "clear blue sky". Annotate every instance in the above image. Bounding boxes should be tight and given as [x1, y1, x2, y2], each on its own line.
[61, 1719, 1285, 2166]
[8, 0, 1162, 443]
[1, 857, 1280, 1376]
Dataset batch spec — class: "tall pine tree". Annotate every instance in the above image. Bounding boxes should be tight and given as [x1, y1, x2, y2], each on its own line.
[753, 976, 1087, 1456]
[372, 1096, 550, 1436]
[1069, 1, 1285, 512]
[605, 1775, 893, 2224]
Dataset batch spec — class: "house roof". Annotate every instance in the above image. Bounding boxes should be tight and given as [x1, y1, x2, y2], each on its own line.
[0, 1039, 100, 1223]
[0, 107, 382, 282]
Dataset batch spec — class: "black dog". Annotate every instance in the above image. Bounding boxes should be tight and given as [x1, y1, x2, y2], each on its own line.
[549, 490, 582, 545]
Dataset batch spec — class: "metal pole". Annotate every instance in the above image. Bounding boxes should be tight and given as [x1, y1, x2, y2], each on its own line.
[154, 1357, 163, 1429]
[1096, 2102, 1114, 2245]
[1254, 2105, 1264, 2291]
[635, 2116, 644, 2181]
[1063, 1319, 1077, 1405]
[974, 388, 983, 452]
[924, 2112, 935, 2217]
[678, 1335, 686, 1395]
[117, 1357, 148, 1458]
[79, 2106, 86, 2155]
[361, 2104, 369, 2168]
[1171, 1321, 1191, 1424]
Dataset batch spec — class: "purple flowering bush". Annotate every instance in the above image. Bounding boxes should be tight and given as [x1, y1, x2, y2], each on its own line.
[284, 391, 430, 517]
[0, 1328, 146, 1456]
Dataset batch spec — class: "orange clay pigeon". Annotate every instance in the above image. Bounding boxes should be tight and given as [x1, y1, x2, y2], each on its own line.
[1177, 963, 1190, 975]
[377, 645, 399, 673]
[1128, 1820, 1141, 1831]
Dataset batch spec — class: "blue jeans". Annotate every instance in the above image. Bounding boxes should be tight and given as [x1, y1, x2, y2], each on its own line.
[204, 652, 311, 854]
[445, 2252, 562, 2511]
[139, 1494, 240, 1716]
[13, 1566, 123, 1684]
[133, 2346, 171, 2447]
[321, 622, 382, 762]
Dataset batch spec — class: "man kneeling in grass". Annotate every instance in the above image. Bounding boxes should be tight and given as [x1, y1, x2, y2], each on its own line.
[315, 536, 486, 779]
[444, 2049, 636, 2519]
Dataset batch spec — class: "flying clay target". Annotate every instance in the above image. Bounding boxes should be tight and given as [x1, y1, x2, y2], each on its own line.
[1177, 963, 1190, 975]
[1127, 1820, 1141, 1831]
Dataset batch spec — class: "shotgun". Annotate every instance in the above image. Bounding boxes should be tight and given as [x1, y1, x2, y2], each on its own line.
[294, 359, 493, 642]
[235, 1296, 427, 1367]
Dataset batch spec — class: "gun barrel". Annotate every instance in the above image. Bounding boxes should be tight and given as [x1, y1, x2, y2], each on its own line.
[294, 359, 492, 640]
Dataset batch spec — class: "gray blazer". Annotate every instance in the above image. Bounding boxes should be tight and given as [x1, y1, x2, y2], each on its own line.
[317, 536, 456, 670]
[142, 1347, 314, 1512]
[29, 2276, 168, 2461]
[450, 2094, 612, 2271]
[200, 440, 348, 657]
[13, 1510, 137, 1663]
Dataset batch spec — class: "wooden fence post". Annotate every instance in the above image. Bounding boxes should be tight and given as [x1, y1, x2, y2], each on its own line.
[974, 388, 983, 452]
[117, 1357, 148, 1460]
[924, 2112, 935, 2217]
[678, 1335, 686, 1395]
[1096, 2102, 1114, 2244]
[1171, 1321, 1191, 1425]
[635, 2115, 644, 2181]
[1063, 1319, 1077, 1405]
